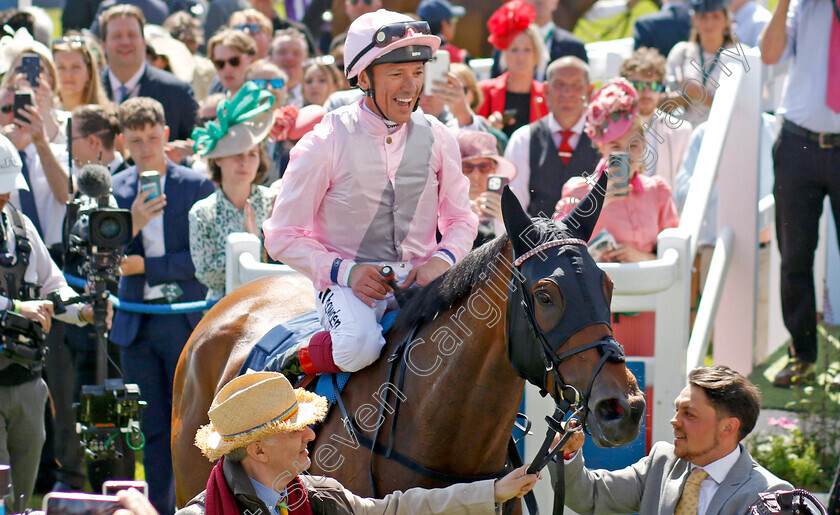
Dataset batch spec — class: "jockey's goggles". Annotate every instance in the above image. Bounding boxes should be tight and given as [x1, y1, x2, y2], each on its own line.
[346, 21, 432, 77]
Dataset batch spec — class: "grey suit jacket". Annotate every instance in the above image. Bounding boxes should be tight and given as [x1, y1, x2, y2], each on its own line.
[556, 442, 791, 514]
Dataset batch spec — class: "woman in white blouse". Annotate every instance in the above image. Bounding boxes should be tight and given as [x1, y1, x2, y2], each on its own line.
[664, 0, 739, 126]
[188, 82, 277, 301]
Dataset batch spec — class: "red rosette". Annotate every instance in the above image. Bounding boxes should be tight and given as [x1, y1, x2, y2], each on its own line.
[487, 0, 537, 51]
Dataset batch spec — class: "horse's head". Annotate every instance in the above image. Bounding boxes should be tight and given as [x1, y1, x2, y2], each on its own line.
[501, 175, 645, 447]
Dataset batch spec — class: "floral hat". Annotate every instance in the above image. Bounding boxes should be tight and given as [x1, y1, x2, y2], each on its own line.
[487, 0, 536, 51]
[584, 78, 639, 144]
[191, 81, 275, 159]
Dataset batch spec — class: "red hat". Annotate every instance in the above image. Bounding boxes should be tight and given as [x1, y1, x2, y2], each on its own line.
[487, 0, 536, 51]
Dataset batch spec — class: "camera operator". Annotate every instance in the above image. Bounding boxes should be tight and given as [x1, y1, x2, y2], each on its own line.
[0, 134, 109, 513]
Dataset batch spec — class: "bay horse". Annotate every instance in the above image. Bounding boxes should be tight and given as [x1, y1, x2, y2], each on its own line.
[171, 178, 646, 508]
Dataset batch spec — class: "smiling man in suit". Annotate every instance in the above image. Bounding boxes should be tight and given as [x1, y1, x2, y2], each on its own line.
[98, 4, 198, 142]
[554, 366, 791, 514]
[110, 97, 214, 515]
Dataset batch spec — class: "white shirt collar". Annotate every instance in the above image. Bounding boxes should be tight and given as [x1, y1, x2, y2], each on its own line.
[691, 445, 741, 485]
[107, 152, 124, 174]
[109, 62, 146, 100]
[539, 21, 556, 41]
[549, 113, 586, 135]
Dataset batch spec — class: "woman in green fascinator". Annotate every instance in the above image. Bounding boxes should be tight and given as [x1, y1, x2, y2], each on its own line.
[188, 81, 278, 301]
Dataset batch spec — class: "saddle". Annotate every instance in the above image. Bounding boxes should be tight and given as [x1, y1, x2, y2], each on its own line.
[238, 309, 400, 402]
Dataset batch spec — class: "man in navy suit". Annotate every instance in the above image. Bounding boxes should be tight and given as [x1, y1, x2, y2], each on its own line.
[111, 97, 214, 515]
[633, 0, 692, 58]
[491, 0, 588, 79]
[98, 4, 198, 142]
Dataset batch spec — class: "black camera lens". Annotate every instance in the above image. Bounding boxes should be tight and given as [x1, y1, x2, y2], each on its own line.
[99, 216, 122, 240]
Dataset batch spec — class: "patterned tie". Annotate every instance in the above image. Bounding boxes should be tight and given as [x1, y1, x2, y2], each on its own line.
[675, 467, 709, 515]
[828, 7, 840, 112]
[274, 494, 289, 515]
[558, 130, 574, 165]
[17, 150, 43, 238]
[119, 84, 128, 104]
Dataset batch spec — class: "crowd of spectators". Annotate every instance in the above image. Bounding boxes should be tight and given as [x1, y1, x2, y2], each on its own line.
[0, 0, 835, 512]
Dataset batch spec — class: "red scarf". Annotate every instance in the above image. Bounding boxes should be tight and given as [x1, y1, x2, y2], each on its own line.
[203, 457, 313, 515]
[205, 458, 239, 515]
[283, 476, 314, 515]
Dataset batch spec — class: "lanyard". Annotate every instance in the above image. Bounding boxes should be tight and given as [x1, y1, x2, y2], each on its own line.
[698, 46, 724, 87]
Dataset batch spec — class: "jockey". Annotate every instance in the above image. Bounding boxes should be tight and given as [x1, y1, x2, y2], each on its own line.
[262, 9, 478, 379]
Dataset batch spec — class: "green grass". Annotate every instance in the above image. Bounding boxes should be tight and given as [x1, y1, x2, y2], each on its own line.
[748, 323, 840, 411]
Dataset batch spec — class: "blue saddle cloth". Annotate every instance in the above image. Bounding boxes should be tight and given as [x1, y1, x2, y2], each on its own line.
[239, 310, 399, 403]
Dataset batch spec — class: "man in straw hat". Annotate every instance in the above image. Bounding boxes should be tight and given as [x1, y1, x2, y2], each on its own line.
[182, 372, 537, 515]
[263, 9, 477, 380]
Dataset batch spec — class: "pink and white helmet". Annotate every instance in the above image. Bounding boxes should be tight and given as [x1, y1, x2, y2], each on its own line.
[344, 9, 441, 87]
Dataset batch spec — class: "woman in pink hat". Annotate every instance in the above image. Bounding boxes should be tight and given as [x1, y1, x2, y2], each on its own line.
[476, 0, 550, 138]
[554, 78, 679, 366]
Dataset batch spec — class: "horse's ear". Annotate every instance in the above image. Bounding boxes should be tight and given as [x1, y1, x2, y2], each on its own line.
[502, 185, 535, 259]
[560, 171, 609, 242]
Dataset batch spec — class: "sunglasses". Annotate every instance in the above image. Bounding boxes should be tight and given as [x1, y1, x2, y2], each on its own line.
[52, 35, 86, 50]
[304, 55, 336, 67]
[630, 80, 665, 93]
[462, 161, 496, 174]
[233, 23, 262, 34]
[250, 78, 285, 89]
[346, 21, 431, 76]
[213, 55, 243, 69]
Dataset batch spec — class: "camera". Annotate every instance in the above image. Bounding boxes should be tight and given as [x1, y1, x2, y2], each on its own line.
[75, 379, 146, 461]
[0, 310, 47, 369]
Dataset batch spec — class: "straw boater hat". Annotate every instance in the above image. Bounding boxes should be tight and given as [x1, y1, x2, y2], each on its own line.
[195, 372, 328, 462]
[191, 81, 275, 160]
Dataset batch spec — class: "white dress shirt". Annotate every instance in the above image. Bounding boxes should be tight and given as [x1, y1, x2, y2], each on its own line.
[109, 62, 146, 104]
[141, 174, 167, 300]
[10, 142, 71, 247]
[505, 113, 587, 211]
[692, 445, 741, 515]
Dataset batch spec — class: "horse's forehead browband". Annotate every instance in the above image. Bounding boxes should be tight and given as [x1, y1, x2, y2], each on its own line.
[513, 238, 589, 267]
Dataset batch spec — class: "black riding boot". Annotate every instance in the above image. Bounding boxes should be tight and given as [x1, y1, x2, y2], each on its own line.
[265, 340, 309, 383]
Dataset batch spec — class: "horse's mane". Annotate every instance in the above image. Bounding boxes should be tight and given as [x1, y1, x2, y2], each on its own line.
[391, 217, 569, 334]
[391, 234, 510, 334]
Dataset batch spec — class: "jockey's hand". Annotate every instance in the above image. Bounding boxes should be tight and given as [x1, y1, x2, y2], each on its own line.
[402, 256, 450, 287]
[349, 264, 391, 308]
[494, 464, 539, 503]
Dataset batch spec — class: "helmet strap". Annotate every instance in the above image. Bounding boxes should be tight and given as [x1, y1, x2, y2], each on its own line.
[364, 68, 398, 129]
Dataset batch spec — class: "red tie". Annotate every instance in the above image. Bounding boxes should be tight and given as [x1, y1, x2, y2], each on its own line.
[828, 11, 840, 113]
[558, 130, 574, 165]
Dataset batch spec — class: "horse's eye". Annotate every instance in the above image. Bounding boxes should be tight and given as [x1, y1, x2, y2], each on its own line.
[535, 291, 552, 305]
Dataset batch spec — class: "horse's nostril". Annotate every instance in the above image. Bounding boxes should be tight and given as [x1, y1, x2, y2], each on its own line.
[596, 398, 625, 421]
[610, 398, 624, 416]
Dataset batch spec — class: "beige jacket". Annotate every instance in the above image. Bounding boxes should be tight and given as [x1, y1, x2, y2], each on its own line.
[177, 458, 498, 515]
